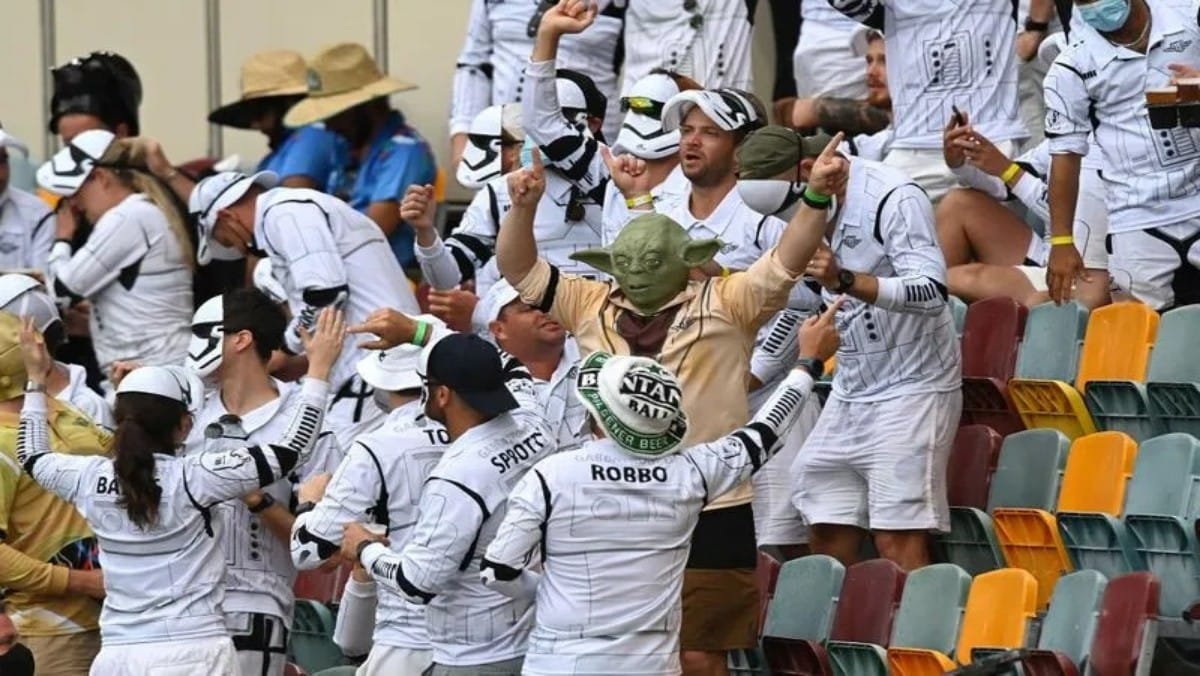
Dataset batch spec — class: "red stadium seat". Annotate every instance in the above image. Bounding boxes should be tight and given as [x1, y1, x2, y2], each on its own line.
[1088, 572, 1160, 676]
[947, 425, 1003, 510]
[756, 551, 782, 637]
[283, 663, 308, 676]
[829, 559, 907, 645]
[762, 636, 832, 676]
[961, 297, 1028, 380]
[294, 562, 353, 605]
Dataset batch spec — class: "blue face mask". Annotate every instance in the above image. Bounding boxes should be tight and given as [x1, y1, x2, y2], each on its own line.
[519, 137, 538, 168]
[1078, 0, 1131, 33]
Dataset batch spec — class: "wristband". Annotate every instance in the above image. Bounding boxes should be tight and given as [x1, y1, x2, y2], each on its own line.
[1049, 235, 1075, 246]
[413, 320, 430, 346]
[248, 493, 276, 514]
[796, 357, 824, 381]
[1000, 163, 1022, 185]
[720, 266, 731, 278]
[295, 501, 316, 516]
[1024, 18, 1050, 31]
[802, 187, 833, 209]
[625, 194, 654, 209]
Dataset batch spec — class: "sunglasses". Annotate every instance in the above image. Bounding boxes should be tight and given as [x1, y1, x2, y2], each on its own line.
[620, 97, 665, 118]
[204, 413, 246, 440]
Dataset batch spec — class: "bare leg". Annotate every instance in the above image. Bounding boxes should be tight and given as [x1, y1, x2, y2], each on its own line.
[1075, 268, 1112, 310]
[948, 263, 1043, 307]
[936, 189, 1036, 267]
[873, 530, 933, 571]
[682, 651, 728, 676]
[808, 524, 867, 566]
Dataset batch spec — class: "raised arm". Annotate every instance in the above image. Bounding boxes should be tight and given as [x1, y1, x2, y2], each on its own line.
[495, 151, 547, 286]
[688, 301, 840, 499]
[183, 309, 343, 506]
[777, 133, 848, 274]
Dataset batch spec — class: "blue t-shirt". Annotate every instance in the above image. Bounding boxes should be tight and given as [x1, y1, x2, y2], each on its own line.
[257, 125, 341, 188]
[347, 111, 436, 268]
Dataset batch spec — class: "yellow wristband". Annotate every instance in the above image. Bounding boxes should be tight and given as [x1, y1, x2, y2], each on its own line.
[720, 266, 731, 278]
[1049, 235, 1075, 246]
[1000, 163, 1021, 185]
[625, 194, 654, 209]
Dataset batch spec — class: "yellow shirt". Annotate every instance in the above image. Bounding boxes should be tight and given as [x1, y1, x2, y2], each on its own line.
[515, 248, 800, 509]
[0, 398, 110, 636]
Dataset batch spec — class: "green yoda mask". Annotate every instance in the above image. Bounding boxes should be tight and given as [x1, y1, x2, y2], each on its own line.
[569, 213, 722, 315]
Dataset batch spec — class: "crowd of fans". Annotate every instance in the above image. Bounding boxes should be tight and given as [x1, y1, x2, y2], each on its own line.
[0, 0, 1197, 674]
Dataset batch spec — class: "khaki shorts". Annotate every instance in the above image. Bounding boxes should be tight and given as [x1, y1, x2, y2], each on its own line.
[682, 503, 759, 651]
[22, 630, 100, 676]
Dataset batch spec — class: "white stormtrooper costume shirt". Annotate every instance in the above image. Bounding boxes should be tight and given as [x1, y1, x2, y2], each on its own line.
[46, 193, 192, 374]
[452, 0, 626, 142]
[623, 0, 755, 93]
[250, 187, 420, 448]
[15, 378, 329, 645]
[480, 369, 815, 675]
[0, 186, 54, 272]
[357, 356, 555, 667]
[291, 399, 445, 653]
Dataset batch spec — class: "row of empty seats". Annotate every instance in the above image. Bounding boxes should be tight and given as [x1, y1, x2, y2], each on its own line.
[755, 555, 1158, 676]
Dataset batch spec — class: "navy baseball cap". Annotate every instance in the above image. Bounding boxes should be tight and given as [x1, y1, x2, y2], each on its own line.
[421, 333, 518, 417]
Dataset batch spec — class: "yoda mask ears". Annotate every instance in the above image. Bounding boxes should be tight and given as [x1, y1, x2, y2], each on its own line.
[569, 213, 722, 315]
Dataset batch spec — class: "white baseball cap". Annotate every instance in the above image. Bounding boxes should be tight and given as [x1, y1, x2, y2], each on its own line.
[188, 170, 279, 264]
[457, 104, 524, 190]
[473, 279, 522, 330]
[613, 73, 682, 160]
[356, 314, 444, 392]
[0, 128, 29, 157]
[661, 89, 763, 133]
[118, 365, 205, 414]
[36, 129, 116, 197]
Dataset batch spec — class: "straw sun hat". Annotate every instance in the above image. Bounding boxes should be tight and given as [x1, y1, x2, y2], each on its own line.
[283, 43, 416, 127]
[209, 50, 312, 129]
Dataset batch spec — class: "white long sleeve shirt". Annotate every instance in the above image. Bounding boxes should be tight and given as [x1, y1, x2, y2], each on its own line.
[291, 400, 446, 650]
[451, 0, 625, 141]
[358, 358, 555, 667]
[825, 158, 961, 401]
[46, 193, 192, 373]
[828, 0, 1027, 150]
[251, 188, 420, 439]
[480, 369, 815, 675]
[0, 187, 54, 272]
[1043, 0, 1200, 234]
[182, 379, 341, 628]
[16, 378, 329, 646]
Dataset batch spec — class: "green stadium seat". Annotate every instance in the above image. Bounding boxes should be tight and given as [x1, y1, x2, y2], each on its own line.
[950, 295, 968, 335]
[988, 429, 1070, 511]
[1145, 306, 1200, 437]
[763, 555, 844, 641]
[1015, 301, 1089, 382]
[937, 507, 1005, 576]
[288, 600, 344, 674]
[889, 564, 972, 655]
[1020, 570, 1107, 676]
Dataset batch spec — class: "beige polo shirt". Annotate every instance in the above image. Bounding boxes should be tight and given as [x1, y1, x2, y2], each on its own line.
[514, 247, 800, 509]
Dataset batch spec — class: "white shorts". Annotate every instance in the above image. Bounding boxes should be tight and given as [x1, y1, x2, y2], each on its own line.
[886, 143, 1018, 203]
[793, 24, 870, 99]
[751, 396, 821, 546]
[1025, 167, 1110, 272]
[791, 390, 961, 532]
[1109, 217, 1200, 310]
[90, 636, 237, 676]
[358, 644, 434, 676]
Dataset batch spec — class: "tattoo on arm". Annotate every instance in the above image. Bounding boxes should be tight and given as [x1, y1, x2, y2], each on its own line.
[813, 98, 891, 137]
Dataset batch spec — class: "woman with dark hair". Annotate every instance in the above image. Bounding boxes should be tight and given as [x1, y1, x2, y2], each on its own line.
[14, 308, 345, 676]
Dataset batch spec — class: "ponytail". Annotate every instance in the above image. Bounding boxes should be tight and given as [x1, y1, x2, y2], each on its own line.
[99, 139, 196, 272]
[112, 392, 186, 529]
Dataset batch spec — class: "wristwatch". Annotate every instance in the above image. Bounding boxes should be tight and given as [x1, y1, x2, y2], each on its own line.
[24, 380, 46, 393]
[248, 493, 276, 514]
[295, 501, 316, 516]
[797, 358, 825, 381]
[1023, 18, 1050, 32]
[833, 269, 856, 294]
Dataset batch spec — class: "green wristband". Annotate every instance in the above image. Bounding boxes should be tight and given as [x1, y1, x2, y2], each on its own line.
[802, 187, 832, 205]
[413, 320, 429, 346]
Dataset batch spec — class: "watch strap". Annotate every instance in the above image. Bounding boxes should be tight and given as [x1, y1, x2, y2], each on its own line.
[248, 493, 276, 513]
[834, 270, 856, 293]
[797, 358, 825, 381]
[295, 501, 316, 516]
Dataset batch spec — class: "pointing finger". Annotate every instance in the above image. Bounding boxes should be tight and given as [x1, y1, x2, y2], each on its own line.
[818, 132, 846, 162]
[820, 295, 846, 323]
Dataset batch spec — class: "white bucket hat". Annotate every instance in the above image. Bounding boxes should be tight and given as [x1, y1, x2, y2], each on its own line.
[0, 127, 29, 157]
[36, 129, 116, 197]
[613, 73, 682, 159]
[118, 365, 205, 414]
[188, 170, 280, 264]
[356, 314, 444, 392]
[575, 351, 688, 457]
[457, 104, 524, 189]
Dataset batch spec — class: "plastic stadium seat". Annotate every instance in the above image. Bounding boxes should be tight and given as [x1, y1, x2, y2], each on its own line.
[1088, 572, 1160, 676]
[294, 563, 353, 605]
[950, 295, 968, 335]
[987, 430, 1072, 607]
[960, 297, 1028, 436]
[284, 663, 309, 676]
[830, 559, 907, 644]
[760, 555, 844, 674]
[888, 568, 1037, 672]
[756, 551, 782, 637]
[1015, 301, 1090, 382]
[1056, 433, 1144, 580]
[889, 564, 972, 654]
[1010, 302, 1158, 440]
[1020, 570, 1106, 676]
[947, 425, 1003, 510]
[312, 668, 357, 676]
[1144, 306, 1200, 437]
[288, 600, 344, 674]
[937, 507, 1005, 575]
